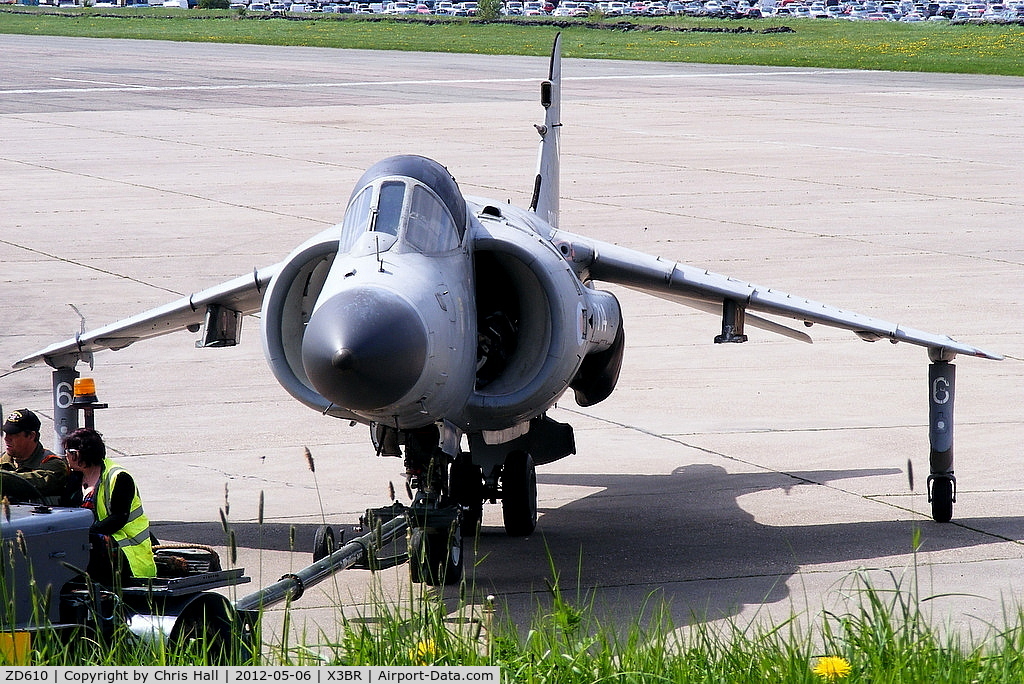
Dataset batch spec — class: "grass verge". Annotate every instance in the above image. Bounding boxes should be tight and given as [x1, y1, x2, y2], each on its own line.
[1, 9, 1023, 75]
[9, 565, 1024, 681]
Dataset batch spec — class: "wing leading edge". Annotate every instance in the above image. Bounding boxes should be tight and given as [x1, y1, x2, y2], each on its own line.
[556, 232, 1002, 361]
[14, 263, 282, 370]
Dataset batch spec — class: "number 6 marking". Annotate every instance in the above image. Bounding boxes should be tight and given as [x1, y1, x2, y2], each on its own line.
[932, 377, 951, 405]
[56, 381, 74, 409]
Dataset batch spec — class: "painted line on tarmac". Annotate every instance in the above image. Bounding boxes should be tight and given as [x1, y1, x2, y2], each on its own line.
[4, 70, 815, 95]
[51, 76, 151, 88]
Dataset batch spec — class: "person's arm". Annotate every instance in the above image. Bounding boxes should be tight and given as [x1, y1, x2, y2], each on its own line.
[91, 471, 136, 535]
[0, 457, 67, 501]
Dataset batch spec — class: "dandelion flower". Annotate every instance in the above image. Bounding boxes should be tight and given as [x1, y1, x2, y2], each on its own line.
[813, 656, 852, 680]
[412, 639, 439, 664]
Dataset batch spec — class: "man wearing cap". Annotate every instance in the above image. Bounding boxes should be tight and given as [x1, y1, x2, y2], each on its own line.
[1, 409, 69, 506]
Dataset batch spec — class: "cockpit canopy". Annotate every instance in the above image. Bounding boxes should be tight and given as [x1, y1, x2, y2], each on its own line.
[339, 155, 467, 255]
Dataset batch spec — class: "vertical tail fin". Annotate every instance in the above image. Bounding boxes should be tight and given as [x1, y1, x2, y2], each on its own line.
[529, 32, 562, 228]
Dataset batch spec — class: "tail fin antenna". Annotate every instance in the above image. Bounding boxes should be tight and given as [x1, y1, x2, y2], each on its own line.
[529, 32, 562, 228]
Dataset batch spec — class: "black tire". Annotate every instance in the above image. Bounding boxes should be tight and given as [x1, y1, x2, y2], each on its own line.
[169, 594, 241, 664]
[409, 529, 426, 585]
[501, 450, 537, 537]
[313, 525, 336, 562]
[409, 527, 463, 586]
[450, 455, 484, 536]
[931, 477, 954, 523]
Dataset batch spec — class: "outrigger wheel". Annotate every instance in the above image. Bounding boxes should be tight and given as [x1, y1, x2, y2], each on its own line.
[501, 450, 537, 537]
[929, 476, 954, 524]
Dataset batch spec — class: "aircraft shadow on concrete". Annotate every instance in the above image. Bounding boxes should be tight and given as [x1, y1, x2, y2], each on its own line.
[463, 464, 1024, 627]
[152, 463, 1023, 628]
[151, 519, 366, 556]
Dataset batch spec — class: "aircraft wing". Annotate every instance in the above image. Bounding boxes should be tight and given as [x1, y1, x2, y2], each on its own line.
[13, 264, 282, 370]
[566, 235, 1002, 361]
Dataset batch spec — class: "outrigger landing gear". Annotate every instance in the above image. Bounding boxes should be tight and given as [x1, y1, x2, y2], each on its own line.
[927, 349, 957, 523]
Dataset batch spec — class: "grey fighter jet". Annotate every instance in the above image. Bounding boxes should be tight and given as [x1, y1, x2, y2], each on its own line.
[15, 34, 1001, 585]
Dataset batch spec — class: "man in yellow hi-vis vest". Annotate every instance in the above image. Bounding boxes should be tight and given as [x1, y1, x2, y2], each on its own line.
[64, 427, 156, 584]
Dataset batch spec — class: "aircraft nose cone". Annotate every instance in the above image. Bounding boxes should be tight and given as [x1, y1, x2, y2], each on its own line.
[332, 348, 355, 371]
[301, 289, 428, 411]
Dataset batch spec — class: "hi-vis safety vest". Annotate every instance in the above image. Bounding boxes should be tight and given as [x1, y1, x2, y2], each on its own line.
[95, 458, 157, 579]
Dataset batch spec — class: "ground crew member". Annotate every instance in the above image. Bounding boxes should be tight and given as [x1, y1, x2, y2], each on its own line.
[1, 408, 69, 506]
[63, 427, 157, 584]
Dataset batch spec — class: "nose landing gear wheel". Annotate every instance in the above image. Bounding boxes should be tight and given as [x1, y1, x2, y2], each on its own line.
[501, 450, 537, 537]
[312, 525, 336, 562]
[409, 526, 463, 586]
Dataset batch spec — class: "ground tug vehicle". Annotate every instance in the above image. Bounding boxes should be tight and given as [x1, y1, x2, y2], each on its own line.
[0, 388, 412, 664]
[0, 500, 255, 662]
[0, 499, 409, 663]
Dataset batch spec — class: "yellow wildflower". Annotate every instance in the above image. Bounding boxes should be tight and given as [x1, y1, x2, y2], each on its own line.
[813, 656, 852, 681]
[412, 639, 439, 664]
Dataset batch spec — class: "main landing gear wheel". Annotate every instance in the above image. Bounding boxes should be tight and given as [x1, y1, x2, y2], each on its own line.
[930, 476, 954, 524]
[501, 450, 537, 537]
[450, 454, 484, 536]
[409, 525, 463, 586]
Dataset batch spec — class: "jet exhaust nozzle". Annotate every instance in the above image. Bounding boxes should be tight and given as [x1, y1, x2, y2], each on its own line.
[301, 288, 428, 411]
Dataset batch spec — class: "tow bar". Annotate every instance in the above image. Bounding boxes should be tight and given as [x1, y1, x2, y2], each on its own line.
[234, 505, 409, 612]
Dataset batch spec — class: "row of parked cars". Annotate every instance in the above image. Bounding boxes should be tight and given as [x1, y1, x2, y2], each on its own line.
[25, 0, 1024, 18]
[234, 0, 1024, 16]
[685, 0, 1024, 19]
[239, 0, 1024, 18]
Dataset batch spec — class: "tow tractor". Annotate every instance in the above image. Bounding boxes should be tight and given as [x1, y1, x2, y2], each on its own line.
[0, 500, 254, 661]
[0, 381, 437, 664]
[0, 498, 412, 663]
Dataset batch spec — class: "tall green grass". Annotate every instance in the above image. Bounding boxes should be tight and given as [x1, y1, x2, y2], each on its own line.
[282, 565, 1024, 682]
[5, 463, 1024, 674]
[266, 565, 1024, 680]
[10, 563, 1024, 679]
[1, 9, 1023, 75]
[6, 521, 1024, 678]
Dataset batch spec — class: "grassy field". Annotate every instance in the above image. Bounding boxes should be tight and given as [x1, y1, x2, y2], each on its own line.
[1, 8, 1023, 75]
